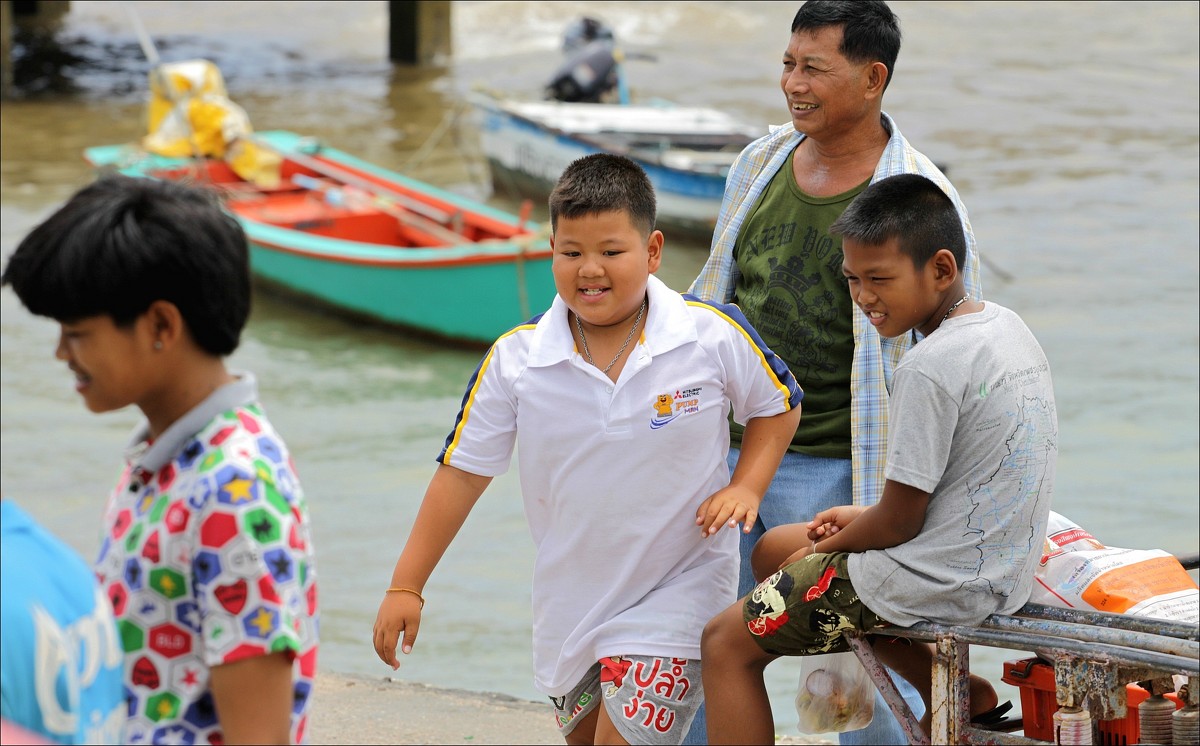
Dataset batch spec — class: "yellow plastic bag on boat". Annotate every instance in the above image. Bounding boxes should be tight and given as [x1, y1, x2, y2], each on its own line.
[142, 59, 280, 188]
[226, 139, 282, 189]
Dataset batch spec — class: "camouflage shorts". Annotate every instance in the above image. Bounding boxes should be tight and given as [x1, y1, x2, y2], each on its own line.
[742, 551, 884, 656]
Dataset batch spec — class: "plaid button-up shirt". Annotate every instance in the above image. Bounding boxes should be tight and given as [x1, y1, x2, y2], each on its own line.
[689, 112, 982, 507]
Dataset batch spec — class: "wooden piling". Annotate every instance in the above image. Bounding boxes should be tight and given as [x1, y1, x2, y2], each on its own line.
[388, 0, 451, 65]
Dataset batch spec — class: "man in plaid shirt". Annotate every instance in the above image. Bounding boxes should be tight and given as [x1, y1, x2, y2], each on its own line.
[686, 2, 981, 744]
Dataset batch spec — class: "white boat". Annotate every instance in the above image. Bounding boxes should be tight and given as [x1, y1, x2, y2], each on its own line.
[469, 18, 762, 239]
[471, 93, 761, 239]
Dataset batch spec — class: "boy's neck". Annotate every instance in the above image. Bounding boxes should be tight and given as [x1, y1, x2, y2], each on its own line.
[927, 286, 981, 337]
[143, 357, 235, 439]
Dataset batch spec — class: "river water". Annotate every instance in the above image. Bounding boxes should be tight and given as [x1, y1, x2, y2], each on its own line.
[2, 0, 1197, 738]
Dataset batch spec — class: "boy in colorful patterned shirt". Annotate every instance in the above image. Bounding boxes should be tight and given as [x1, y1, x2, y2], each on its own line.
[2, 176, 319, 745]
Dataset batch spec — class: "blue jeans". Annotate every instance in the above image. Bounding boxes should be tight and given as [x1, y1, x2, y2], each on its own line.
[730, 448, 851, 598]
[684, 449, 924, 745]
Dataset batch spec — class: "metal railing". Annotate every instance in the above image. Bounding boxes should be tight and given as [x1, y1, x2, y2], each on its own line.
[841, 551, 1200, 745]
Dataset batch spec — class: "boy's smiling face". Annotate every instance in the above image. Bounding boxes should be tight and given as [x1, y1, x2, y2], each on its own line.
[841, 235, 942, 339]
[55, 312, 161, 415]
[551, 209, 663, 333]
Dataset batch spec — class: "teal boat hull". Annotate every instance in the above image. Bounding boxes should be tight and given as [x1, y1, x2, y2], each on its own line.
[84, 130, 557, 346]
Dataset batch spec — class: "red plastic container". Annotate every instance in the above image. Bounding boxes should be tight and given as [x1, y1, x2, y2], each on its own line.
[1002, 657, 1182, 744]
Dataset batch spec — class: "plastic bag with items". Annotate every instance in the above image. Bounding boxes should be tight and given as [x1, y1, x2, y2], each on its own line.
[795, 651, 875, 734]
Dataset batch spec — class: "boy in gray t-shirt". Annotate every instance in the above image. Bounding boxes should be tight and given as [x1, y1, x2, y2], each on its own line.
[699, 174, 1057, 744]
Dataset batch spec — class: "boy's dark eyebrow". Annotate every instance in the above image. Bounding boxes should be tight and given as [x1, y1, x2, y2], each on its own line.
[842, 262, 873, 274]
[556, 236, 628, 247]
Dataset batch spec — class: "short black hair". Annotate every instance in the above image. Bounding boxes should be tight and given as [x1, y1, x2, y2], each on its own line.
[1, 175, 251, 355]
[548, 153, 656, 235]
[792, 0, 901, 92]
[829, 173, 966, 270]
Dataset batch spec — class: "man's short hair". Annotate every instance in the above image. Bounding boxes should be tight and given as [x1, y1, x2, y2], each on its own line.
[1, 175, 251, 355]
[548, 153, 656, 236]
[792, 0, 901, 91]
[829, 173, 966, 270]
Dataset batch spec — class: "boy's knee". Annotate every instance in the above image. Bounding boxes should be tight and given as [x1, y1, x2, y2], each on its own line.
[750, 526, 796, 582]
[701, 607, 739, 661]
[700, 615, 722, 654]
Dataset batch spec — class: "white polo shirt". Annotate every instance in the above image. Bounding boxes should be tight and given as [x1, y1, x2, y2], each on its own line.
[439, 274, 801, 696]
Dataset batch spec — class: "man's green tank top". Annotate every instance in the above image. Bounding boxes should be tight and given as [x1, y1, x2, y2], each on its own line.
[730, 147, 869, 458]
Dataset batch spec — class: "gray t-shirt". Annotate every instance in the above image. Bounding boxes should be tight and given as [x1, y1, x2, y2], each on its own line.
[849, 302, 1057, 626]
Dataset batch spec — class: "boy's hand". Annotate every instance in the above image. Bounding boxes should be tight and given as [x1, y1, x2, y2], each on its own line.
[696, 484, 761, 537]
[773, 506, 873, 569]
[372, 592, 424, 670]
[806, 505, 867, 541]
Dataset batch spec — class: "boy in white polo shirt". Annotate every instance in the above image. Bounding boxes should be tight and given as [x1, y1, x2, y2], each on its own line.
[373, 154, 803, 744]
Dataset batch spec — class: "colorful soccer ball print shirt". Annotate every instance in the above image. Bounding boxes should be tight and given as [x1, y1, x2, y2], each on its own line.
[95, 387, 318, 745]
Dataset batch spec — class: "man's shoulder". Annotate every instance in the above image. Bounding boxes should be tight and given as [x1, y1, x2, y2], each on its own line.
[878, 112, 956, 183]
[731, 125, 802, 172]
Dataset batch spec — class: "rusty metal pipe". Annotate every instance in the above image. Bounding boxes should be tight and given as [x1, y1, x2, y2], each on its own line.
[873, 623, 1198, 676]
[1017, 602, 1199, 641]
[982, 615, 1199, 658]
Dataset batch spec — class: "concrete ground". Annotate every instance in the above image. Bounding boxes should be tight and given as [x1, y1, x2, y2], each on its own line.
[308, 671, 834, 745]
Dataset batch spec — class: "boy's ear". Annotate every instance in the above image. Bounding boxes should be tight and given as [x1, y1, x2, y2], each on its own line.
[930, 249, 959, 290]
[646, 230, 664, 272]
[144, 299, 186, 351]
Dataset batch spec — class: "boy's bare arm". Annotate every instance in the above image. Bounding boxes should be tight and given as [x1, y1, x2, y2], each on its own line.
[697, 405, 802, 536]
[785, 480, 931, 566]
[209, 652, 293, 743]
[373, 464, 492, 669]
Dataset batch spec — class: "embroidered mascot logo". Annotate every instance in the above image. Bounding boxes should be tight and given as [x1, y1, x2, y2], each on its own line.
[650, 387, 703, 430]
[650, 393, 678, 429]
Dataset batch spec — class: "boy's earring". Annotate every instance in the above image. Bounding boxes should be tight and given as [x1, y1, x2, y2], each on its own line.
[153, 341, 164, 351]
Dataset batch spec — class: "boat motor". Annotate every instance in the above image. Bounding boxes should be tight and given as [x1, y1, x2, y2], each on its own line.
[547, 18, 620, 103]
[545, 39, 619, 103]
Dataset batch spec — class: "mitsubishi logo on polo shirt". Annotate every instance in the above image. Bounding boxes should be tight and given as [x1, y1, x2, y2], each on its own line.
[649, 387, 703, 430]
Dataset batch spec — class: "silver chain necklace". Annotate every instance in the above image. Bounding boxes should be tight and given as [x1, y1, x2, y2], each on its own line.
[942, 294, 971, 322]
[575, 297, 646, 374]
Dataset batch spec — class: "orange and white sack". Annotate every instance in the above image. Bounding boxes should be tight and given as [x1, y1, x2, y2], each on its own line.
[1032, 511, 1198, 623]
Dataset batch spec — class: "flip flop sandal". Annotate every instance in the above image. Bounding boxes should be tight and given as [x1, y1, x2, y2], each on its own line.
[971, 700, 1015, 729]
